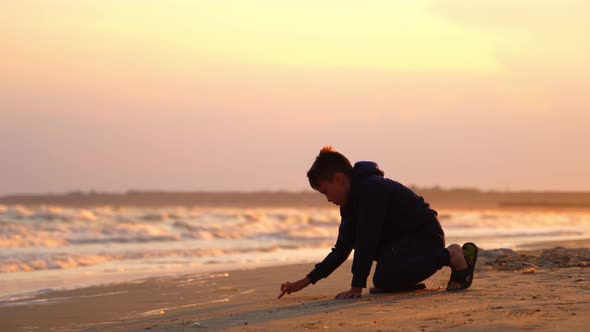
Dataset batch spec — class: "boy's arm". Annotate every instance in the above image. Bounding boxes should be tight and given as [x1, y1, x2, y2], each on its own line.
[306, 212, 355, 284]
[306, 238, 352, 283]
[350, 183, 389, 288]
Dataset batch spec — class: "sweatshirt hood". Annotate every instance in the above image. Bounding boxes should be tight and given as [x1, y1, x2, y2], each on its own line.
[352, 161, 384, 178]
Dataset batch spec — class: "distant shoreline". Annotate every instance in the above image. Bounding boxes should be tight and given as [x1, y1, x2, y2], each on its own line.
[2, 188, 590, 210]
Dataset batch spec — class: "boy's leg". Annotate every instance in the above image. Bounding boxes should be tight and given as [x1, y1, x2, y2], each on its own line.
[372, 246, 450, 291]
[446, 243, 475, 290]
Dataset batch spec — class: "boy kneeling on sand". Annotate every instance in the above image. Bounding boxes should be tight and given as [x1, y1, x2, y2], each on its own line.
[278, 146, 478, 299]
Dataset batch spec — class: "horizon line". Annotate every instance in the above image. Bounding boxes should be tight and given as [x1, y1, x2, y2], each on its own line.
[3, 186, 590, 199]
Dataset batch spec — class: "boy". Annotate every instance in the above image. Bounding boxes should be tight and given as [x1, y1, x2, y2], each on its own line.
[278, 146, 478, 299]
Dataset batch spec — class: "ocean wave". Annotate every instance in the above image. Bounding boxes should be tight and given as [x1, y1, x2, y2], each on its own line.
[2, 205, 590, 274]
[0, 206, 341, 247]
[445, 228, 584, 238]
[2, 206, 590, 249]
[0, 243, 332, 273]
[1, 205, 97, 221]
[440, 210, 590, 229]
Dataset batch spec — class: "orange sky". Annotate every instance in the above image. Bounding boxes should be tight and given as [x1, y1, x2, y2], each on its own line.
[1, 1, 589, 195]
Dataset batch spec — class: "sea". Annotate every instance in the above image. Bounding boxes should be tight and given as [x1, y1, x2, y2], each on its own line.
[1, 204, 590, 305]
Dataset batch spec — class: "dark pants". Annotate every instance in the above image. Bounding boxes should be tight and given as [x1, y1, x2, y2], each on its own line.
[372, 245, 451, 291]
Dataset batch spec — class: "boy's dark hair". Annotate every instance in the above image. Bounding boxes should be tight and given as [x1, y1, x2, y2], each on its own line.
[307, 146, 353, 189]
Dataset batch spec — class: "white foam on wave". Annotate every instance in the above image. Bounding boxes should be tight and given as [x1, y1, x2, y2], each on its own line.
[1, 205, 97, 221]
[440, 209, 590, 229]
[1, 206, 340, 248]
[0, 241, 333, 273]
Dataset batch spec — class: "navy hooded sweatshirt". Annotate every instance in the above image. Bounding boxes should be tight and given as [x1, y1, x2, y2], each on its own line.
[306, 161, 445, 288]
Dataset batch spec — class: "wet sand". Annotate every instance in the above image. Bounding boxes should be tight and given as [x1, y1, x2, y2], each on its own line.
[1, 244, 590, 331]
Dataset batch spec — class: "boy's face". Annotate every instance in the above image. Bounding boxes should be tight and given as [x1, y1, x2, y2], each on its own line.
[315, 172, 350, 206]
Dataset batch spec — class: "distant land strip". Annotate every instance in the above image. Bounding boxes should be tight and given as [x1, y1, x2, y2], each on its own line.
[497, 201, 590, 208]
[2, 188, 590, 209]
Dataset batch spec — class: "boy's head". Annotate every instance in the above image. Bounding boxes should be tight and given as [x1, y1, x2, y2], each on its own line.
[307, 146, 353, 206]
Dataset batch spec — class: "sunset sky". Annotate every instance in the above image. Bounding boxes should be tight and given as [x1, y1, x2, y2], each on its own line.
[1, 0, 589, 195]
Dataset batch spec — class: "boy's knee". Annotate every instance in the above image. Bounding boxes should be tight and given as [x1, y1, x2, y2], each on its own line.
[447, 244, 462, 258]
[372, 270, 400, 290]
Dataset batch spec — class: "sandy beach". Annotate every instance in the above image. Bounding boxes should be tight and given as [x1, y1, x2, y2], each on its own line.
[1, 243, 589, 332]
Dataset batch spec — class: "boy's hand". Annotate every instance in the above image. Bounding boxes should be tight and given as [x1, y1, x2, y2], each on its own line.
[335, 287, 362, 299]
[278, 277, 311, 299]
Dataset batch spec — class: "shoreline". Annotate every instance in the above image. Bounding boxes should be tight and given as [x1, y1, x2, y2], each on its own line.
[2, 240, 590, 331]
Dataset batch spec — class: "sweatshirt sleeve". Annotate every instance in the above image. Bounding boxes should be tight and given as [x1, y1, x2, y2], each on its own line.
[350, 182, 389, 288]
[306, 209, 355, 284]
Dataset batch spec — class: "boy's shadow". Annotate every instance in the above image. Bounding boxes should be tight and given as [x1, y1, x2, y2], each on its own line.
[183, 288, 444, 330]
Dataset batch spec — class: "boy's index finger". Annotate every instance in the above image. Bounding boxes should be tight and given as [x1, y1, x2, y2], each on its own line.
[277, 290, 287, 299]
